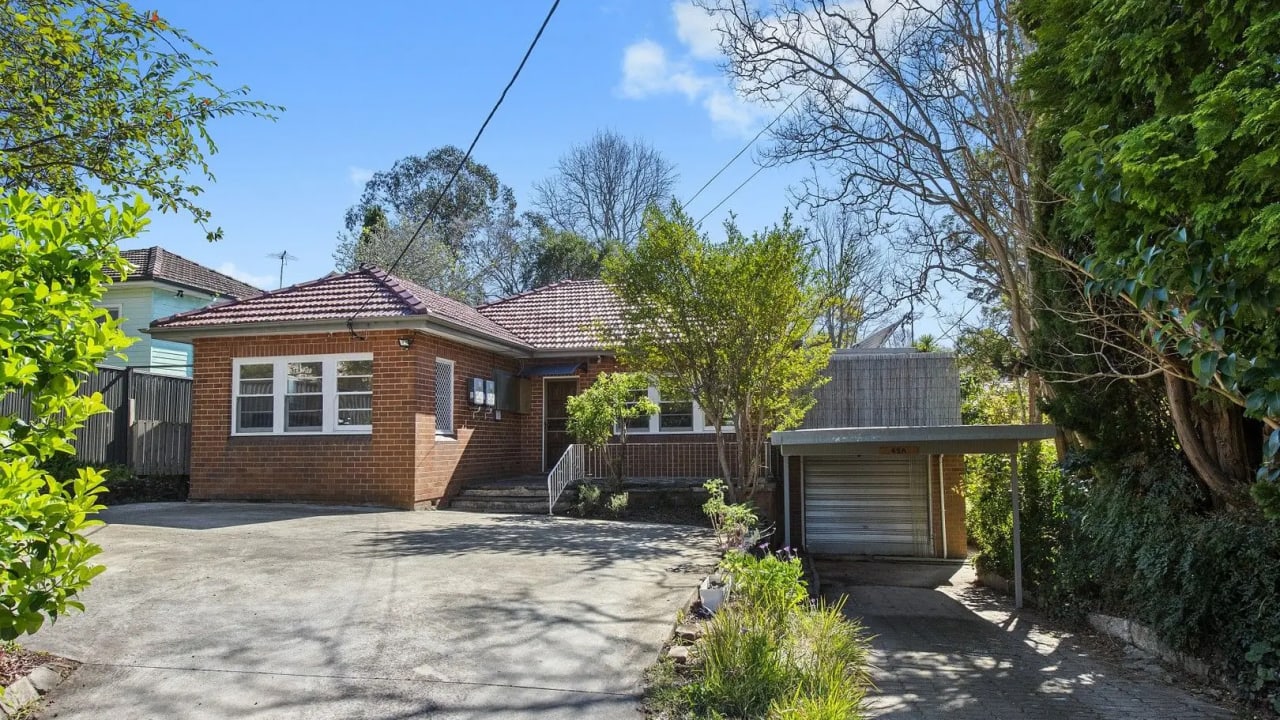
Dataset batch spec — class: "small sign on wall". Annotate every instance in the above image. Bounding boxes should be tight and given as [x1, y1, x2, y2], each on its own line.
[878, 446, 920, 455]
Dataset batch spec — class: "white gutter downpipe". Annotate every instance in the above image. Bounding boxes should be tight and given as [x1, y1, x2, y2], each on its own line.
[938, 454, 947, 559]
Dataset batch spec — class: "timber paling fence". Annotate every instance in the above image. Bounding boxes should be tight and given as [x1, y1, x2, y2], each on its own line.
[0, 366, 192, 476]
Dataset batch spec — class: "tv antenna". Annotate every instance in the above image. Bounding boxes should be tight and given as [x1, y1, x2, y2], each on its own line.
[266, 250, 298, 289]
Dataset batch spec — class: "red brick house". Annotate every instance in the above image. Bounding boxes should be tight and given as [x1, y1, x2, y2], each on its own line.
[148, 265, 729, 510]
[150, 264, 1017, 562]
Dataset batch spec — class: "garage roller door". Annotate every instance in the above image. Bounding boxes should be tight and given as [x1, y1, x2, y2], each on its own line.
[804, 456, 931, 556]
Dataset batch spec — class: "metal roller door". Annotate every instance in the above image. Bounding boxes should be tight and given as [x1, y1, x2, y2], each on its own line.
[804, 456, 931, 556]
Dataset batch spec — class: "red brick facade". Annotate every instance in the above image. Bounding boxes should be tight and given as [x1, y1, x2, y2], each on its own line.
[190, 330, 538, 509]
[190, 336, 745, 509]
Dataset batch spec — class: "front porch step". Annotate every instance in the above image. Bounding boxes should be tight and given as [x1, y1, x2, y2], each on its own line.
[455, 485, 548, 499]
[447, 477, 575, 514]
[449, 497, 565, 514]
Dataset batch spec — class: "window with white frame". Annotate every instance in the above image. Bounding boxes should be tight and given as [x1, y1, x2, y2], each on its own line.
[434, 358, 454, 436]
[232, 354, 372, 435]
[625, 384, 731, 434]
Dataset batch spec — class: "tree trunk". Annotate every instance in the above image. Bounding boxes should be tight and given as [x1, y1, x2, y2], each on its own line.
[712, 424, 733, 491]
[1163, 370, 1249, 507]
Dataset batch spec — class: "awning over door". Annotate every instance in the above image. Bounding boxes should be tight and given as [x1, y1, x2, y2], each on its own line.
[518, 361, 585, 377]
[805, 456, 931, 556]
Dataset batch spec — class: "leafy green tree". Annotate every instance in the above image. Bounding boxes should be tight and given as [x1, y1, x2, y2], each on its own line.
[526, 227, 614, 287]
[565, 372, 659, 486]
[0, 190, 140, 639]
[0, 1, 280, 240]
[912, 334, 942, 353]
[604, 204, 831, 501]
[1020, 0, 1280, 513]
[333, 148, 527, 301]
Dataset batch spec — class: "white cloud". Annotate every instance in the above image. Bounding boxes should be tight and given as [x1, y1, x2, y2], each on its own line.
[620, 40, 707, 100]
[673, 2, 721, 60]
[217, 262, 277, 291]
[348, 166, 374, 189]
[703, 89, 766, 137]
[619, 4, 771, 137]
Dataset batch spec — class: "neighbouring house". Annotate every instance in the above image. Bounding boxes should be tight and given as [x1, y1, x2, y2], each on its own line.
[100, 247, 262, 377]
[147, 265, 731, 510]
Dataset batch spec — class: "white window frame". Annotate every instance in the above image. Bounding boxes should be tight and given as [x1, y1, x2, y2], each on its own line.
[100, 304, 123, 321]
[434, 358, 455, 437]
[231, 353, 373, 436]
[625, 384, 732, 435]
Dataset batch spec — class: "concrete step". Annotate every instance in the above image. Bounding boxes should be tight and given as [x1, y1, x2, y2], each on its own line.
[456, 485, 547, 499]
[448, 497, 572, 514]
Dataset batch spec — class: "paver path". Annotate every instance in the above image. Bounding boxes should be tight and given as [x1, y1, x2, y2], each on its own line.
[28, 503, 716, 720]
[819, 560, 1234, 720]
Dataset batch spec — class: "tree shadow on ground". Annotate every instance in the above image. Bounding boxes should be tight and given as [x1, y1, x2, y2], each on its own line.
[817, 561, 1232, 720]
[352, 514, 717, 573]
[97, 501, 396, 530]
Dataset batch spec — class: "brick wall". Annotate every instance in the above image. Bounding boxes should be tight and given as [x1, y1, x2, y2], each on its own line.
[409, 335, 532, 506]
[190, 330, 532, 509]
[191, 330, 415, 507]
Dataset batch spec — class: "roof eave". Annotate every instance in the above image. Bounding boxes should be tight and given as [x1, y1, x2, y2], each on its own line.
[148, 314, 534, 357]
[771, 424, 1057, 456]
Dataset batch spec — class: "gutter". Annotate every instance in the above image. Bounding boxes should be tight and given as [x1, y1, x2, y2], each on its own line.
[147, 315, 534, 358]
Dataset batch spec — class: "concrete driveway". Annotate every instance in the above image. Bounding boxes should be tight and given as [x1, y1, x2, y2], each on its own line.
[819, 559, 1233, 720]
[27, 503, 715, 720]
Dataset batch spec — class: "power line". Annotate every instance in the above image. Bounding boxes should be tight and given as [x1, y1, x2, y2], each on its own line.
[347, 0, 560, 327]
[682, 90, 805, 210]
[695, 164, 766, 226]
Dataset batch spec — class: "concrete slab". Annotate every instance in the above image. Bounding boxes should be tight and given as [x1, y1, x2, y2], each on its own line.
[818, 559, 1233, 720]
[28, 503, 716, 719]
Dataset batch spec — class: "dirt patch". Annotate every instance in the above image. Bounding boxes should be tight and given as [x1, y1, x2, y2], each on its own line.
[1, 644, 50, 687]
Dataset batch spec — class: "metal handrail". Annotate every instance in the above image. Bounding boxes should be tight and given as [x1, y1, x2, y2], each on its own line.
[546, 444, 584, 515]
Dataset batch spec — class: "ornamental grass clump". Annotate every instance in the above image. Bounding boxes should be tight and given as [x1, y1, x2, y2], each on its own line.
[675, 550, 872, 719]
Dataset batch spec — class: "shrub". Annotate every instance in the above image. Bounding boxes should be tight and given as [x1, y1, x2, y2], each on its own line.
[964, 439, 1067, 594]
[41, 461, 188, 504]
[676, 549, 871, 719]
[703, 478, 759, 549]
[575, 482, 602, 517]
[606, 491, 629, 518]
[1052, 454, 1280, 710]
[721, 550, 807, 620]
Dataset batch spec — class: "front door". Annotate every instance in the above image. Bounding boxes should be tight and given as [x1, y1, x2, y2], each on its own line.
[543, 378, 578, 471]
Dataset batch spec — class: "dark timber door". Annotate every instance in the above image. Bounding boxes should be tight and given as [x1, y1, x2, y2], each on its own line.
[543, 378, 578, 471]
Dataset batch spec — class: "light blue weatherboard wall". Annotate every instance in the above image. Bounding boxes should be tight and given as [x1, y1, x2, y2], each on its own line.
[99, 284, 213, 377]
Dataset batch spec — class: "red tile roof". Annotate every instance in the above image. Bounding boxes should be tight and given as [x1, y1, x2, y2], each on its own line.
[150, 266, 531, 348]
[110, 247, 262, 299]
[477, 280, 625, 350]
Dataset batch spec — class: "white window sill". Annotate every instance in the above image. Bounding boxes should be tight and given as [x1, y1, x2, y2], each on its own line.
[435, 434, 457, 442]
[230, 430, 372, 438]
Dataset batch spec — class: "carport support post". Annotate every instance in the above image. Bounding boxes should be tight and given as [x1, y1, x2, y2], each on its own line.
[1010, 449, 1023, 609]
[782, 453, 791, 548]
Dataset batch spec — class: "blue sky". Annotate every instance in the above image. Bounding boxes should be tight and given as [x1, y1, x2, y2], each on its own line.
[136, 1, 955, 338]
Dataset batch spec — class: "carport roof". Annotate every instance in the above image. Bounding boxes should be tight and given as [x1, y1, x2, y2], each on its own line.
[771, 424, 1057, 455]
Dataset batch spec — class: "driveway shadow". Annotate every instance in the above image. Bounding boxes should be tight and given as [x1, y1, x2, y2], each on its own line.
[352, 514, 716, 573]
[99, 501, 396, 530]
[817, 559, 1231, 719]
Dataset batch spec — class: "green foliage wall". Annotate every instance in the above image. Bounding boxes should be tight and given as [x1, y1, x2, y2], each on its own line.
[1052, 456, 1280, 709]
[0, 190, 141, 639]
